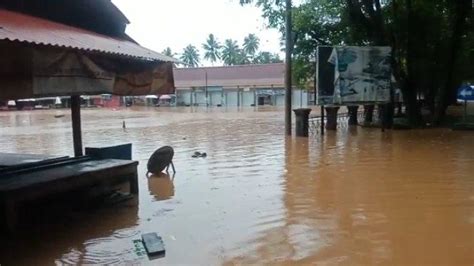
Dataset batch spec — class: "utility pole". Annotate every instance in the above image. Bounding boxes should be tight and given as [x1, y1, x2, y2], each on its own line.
[205, 70, 208, 106]
[285, 0, 293, 135]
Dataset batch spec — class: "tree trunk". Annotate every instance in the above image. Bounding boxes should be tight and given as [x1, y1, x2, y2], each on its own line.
[402, 0, 422, 127]
[433, 0, 470, 124]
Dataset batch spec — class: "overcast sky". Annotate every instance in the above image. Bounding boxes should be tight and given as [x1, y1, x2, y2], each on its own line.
[112, 0, 284, 65]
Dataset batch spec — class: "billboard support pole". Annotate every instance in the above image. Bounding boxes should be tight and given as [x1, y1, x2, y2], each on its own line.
[321, 105, 325, 135]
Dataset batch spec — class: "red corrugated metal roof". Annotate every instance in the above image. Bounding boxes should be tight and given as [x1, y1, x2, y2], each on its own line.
[0, 9, 176, 62]
[174, 63, 285, 88]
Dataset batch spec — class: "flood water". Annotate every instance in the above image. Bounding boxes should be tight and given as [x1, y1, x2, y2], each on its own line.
[0, 107, 473, 265]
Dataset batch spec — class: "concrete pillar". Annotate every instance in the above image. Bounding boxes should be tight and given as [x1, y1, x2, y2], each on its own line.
[377, 104, 384, 122]
[347, 105, 359, 126]
[293, 108, 312, 137]
[364, 105, 374, 124]
[325, 106, 340, 130]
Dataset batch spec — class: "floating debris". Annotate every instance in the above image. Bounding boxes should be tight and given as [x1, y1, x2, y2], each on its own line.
[192, 151, 207, 158]
[133, 239, 147, 257]
[142, 232, 166, 257]
[54, 114, 65, 118]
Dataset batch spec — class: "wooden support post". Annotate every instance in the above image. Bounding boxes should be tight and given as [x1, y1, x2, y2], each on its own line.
[129, 172, 139, 194]
[321, 105, 325, 135]
[284, 0, 293, 136]
[71, 95, 83, 157]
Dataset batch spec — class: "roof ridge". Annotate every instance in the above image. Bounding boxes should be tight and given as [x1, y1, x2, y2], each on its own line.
[175, 63, 285, 71]
[0, 8, 175, 62]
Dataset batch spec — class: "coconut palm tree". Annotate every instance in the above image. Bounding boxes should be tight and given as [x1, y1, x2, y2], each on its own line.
[180, 45, 200, 67]
[243, 33, 260, 57]
[253, 51, 283, 64]
[253, 51, 271, 64]
[162, 47, 176, 57]
[221, 39, 240, 66]
[237, 49, 251, 65]
[202, 34, 221, 65]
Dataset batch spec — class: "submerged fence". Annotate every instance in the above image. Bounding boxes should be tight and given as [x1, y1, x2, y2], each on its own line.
[308, 109, 382, 135]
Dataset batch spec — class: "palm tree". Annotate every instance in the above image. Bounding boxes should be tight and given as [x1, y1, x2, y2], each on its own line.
[243, 33, 260, 56]
[162, 47, 175, 58]
[221, 39, 240, 66]
[202, 34, 221, 65]
[270, 53, 283, 63]
[253, 51, 283, 64]
[237, 49, 251, 65]
[253, 51, 271, 64]
[180, 45, 200, 67]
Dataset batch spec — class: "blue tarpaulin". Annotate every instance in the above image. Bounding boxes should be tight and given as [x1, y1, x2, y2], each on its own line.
[457, 85, 474, 101]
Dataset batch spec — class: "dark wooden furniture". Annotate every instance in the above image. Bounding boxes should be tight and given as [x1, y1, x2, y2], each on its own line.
[0, 158, 138, 231]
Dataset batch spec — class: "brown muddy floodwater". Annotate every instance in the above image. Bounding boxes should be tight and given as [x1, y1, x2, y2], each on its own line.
[0, 106, 473, 265]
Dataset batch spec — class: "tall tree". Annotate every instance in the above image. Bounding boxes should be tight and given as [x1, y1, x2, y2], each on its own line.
[180, 45, 200, 67]
[243, 33, 260, 56]
[242, 0, 474, 126]
[202, 34, 221, 65]
[237, 49, 252, 65]
[221, 39, 240, 65]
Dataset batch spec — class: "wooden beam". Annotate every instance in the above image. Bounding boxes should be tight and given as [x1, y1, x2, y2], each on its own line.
[71, 95, 83, 157]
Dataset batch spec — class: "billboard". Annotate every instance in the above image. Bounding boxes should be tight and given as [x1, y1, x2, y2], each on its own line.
[317, 46, 392, 105]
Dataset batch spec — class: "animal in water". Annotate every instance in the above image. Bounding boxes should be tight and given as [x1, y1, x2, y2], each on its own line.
[147, 146, 175, 176]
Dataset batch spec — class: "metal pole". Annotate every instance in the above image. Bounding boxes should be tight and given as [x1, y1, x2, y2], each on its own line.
[314, 55, 318, 106]
[285, 0, 293, 136]
[71, 95, 83, 157]
[205, 70, 208, 107]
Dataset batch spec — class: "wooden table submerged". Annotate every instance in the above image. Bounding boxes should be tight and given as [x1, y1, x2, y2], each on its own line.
[0, 158, 139, 232]
[0, 152, 68, 167]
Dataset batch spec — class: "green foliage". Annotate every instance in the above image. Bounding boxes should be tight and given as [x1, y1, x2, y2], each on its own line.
[202, 34, 221, 64]
[174, 30, 283, 67]
[180, 45, 200, 67]
[253, 51, 283, 64]
[161, 47, 176, 57]
[242, 0, 474, 124]
[221, 39, 241, 65]
[243, 33, 260, 56]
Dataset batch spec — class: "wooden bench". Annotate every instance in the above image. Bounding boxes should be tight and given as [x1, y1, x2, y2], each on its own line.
[0, 158, 138, 232]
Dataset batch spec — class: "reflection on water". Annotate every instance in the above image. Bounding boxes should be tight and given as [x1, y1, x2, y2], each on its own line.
[0, 107, 473, 265]
[148, 173, 175, 202]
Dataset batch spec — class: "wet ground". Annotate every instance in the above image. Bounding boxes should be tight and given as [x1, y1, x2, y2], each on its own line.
[0, 106, 473, 265]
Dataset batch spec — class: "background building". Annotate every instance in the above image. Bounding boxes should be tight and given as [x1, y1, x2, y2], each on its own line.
[174, 63, 309, 107]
